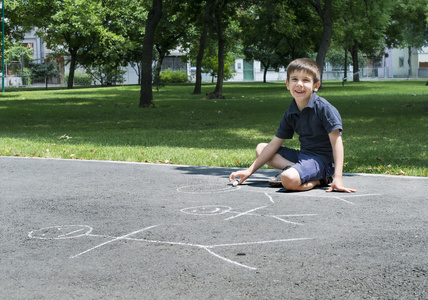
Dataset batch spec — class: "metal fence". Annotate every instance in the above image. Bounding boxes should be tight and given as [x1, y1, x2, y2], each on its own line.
[324, 67, 428, 81]
[0, 74, 64, 88]
[2, 65, 427, 88]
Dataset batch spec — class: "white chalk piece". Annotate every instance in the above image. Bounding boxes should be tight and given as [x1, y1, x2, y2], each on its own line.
[232, 180, 239, 187]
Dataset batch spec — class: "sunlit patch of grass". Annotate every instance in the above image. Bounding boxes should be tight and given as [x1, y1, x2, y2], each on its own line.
[0, 80, 427, 176]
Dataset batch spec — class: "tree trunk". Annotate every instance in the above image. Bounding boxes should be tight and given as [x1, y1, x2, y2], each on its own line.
[309, 0, 332, 82]
[67, 51, 77, 89]
[154, 46, 167, 82]
[407, 46, 412, 78]
[350, 40, 360, 82]
[206, 0, 227, 99]
[211, 33, 226, 98]
[192, 0, 212, 95]
[139, 0, 163, 108]
[262, 61, 269, 83]
[343, 47, 348, 82]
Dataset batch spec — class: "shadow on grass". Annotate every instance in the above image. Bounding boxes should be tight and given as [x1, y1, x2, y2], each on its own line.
[0, 81, 427, 173]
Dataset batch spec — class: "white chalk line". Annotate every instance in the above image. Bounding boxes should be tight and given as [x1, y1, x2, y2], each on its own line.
[58, 228, 85, 238]
[28, 225, 93, 240]
[221, 205, 317, 225]
[224, 206, 268, 221]
[329, 193, 383, 205]
[272, 214, 319, 225]
[202, 246, 256, 270]
[264, 192, 274, 203]
[333, 197, 356, 205]
[176, 184, 241, 194]
[105, 235, 312, 270]
[70, 225, 160, 259]
[271, 216, 304, 225]
[290, 193, 383, 206]
[206, 237, 312, 248]
[69, 226, 311, 270]
[181, 205, 232, 216]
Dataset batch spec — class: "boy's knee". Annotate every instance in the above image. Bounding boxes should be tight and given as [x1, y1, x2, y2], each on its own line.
[255, 143, 268, 157]
[281, 168, 301, 190]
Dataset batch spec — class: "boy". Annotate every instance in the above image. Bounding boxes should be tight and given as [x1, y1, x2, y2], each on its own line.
[229, 58, 356, 193]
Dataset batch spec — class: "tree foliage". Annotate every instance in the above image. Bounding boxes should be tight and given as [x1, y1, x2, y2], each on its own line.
[386, 0, 428, 77]
[239, 1, 318, 82]
[334, 0, 392, 81]
[9, 0, 427, 99]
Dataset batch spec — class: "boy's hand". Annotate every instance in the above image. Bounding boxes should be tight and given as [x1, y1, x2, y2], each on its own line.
[229, 169, 252, 185]
[326, 177, 356, 193]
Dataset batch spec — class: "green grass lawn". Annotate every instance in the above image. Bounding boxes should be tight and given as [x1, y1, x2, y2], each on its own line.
[0, 80, 427, 176]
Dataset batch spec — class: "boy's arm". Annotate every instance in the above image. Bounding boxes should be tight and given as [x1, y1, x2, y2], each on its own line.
[327, 129, 356, 193]
[229, 136, 284, 185]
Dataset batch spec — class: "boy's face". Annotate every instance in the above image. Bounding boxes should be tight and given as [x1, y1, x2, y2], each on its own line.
[286, 70, 321, 105]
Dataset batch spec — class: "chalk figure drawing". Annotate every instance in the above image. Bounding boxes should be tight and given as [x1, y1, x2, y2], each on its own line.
[28, 183, 378, 270]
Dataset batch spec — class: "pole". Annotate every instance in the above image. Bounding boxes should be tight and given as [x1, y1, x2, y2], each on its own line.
[2, 0, 4, 92]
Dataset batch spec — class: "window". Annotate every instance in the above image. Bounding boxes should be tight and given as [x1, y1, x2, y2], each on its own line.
[399, 57, 404, 68]
[22, 43, 34, 54]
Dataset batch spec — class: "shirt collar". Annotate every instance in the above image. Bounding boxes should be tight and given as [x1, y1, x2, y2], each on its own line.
[306, 92, 317, 108]
[289, 92, 317, 113]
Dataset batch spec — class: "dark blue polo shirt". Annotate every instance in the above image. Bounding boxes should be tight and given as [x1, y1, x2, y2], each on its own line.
[275, 93, 342, 163]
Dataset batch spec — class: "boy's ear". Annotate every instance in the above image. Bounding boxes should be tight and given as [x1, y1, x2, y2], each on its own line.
[313, 81, 321, 92]
[285, 79, 290, 90]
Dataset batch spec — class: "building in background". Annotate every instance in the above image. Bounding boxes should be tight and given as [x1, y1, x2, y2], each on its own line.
[3, 31, 428, 88]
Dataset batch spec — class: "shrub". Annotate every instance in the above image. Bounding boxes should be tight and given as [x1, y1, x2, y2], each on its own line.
[64, 72, 92, 86]
[30, 61, 60, 89]
[160, 69, 189, 84]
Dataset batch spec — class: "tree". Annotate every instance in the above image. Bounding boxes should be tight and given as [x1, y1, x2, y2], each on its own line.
[32, 0, 105, 89]
[239, 1, 317, 83]
[0, 1, 35, 78]
[205, 0, 245, 99]
[239, 3, 287, 83]
[83, 0, 142, 86]
[85, 64, 126, 86]
[192, 0, 214, 94]
[30, 61, 60, 89]
[200, 46, 235, 82]
[115, 1, 149, 86]
[24, 0, 131, 89]
[152, 2, 196, 86]
[307, 0, 333, 80]
[205, 0, 228, 99]
[386, 0, 428, 77]
[139, 0, 163, 108]
[5, 43, 34, 65]
[336, 0, 392, 82]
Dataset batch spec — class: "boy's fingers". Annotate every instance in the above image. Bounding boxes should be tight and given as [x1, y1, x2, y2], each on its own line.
[326, 186, 357, 193]
[228, 174, 235, 182]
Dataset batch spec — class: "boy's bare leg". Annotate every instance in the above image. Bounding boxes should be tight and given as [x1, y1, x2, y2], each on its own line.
[281, 168, 320, 191]
[256, 143, 320, 191]
[256, 143, 294, 169]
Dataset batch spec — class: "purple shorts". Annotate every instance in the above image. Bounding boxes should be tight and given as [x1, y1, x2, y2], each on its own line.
[276, 146, 334, 184]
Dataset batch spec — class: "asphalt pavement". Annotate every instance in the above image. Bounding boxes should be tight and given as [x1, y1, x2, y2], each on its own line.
[1, 156, 427, 299]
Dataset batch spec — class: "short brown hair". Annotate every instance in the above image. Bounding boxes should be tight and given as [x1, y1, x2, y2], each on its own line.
[286, 58, 321, 83]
